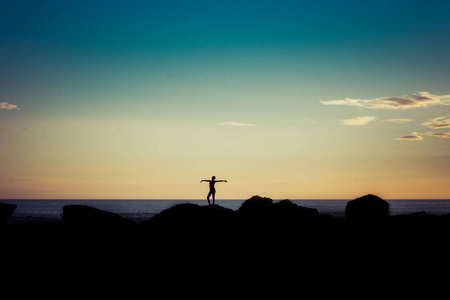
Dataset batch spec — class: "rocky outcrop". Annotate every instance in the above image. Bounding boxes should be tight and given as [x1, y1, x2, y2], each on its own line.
[237, 195, 273, 213]
[4, 195, 449, 274]
[141, 203, 235, 233]
[63, 204, 133, 228]
[274, 199, 319, 218]
[345, 194, 389, 222]
[0, 202, 16, 223]
[237, 196, 319, 221]
[234, 196, 321, 237]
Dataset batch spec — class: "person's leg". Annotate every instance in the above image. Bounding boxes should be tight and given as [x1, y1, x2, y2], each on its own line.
[212, 191, 215, 205]
[207, 191, 212, 205]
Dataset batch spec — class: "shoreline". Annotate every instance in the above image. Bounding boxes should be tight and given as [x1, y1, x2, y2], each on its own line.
[2, 198, 450, 226]
[2, 195, 449, 233]
[2, 195, 449, 280]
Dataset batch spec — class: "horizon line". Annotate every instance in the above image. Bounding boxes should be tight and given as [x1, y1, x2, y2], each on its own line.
[2, 198, 450, 201]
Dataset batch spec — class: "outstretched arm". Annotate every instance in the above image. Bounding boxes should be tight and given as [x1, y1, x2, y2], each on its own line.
[200, 180, 211, 183]
[216, 180, 227, 183]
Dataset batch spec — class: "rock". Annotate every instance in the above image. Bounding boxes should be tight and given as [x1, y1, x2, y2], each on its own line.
[237, 195, 273, 215]
[236, 196, 322, 238]
[63, 205, 133, 228]
[0, 202, 16, 223]
[142, 203, 235, 231]
[273, 199, 319, 219]
[274, 199, 298, 210]
[238, 196, 319, 219]
[236, 196, 276, 233]
[345, 194, 389, 222]
[285, 200, 319, 217]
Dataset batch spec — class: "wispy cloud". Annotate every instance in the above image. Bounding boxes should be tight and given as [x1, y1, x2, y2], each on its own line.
[396, 132, 423, 141]
[0, 102, 20, 110]
[338, 116, 376, 126]
[421, 115, 450, 129]
[383, 119, 413, 124]
[397, 131, 450, 140]
[321, 92, 450, 110]
[423, 132, 450, 139]
[219, 121, 256, 127]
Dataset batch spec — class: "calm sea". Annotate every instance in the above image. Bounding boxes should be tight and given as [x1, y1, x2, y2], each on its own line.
[2, 199, 450, 225]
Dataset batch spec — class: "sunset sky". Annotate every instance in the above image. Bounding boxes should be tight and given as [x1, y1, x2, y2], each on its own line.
[1, 0, 449, 199]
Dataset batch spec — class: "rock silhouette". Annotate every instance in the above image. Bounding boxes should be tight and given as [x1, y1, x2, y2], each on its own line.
[1, 194, 449, 283]
[142, 203, 235, 234]
[142, 196, 323, 236]
[63, 204, 133, 228]
[236, 196, 321, 233]
[56, 194, 449, 245]
[0, 202, 16, 224]
[237, 195, 273, 213]
[345, 194, 389, 222]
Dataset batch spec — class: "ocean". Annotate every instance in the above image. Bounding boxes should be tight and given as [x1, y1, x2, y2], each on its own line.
[2, 199, 450, 225]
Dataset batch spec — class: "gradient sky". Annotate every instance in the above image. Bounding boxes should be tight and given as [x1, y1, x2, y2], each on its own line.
[1, 0, 450, 199]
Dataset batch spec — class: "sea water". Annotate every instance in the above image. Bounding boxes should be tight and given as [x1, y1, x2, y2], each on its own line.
[2, 199, 450, 225]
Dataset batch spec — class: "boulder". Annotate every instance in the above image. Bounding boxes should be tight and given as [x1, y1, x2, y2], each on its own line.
[237, 195, 273, 215]
[273, 199, 319, 219]
[63, 205, 133, 228]
[236, 196, 322, 236]
[0, 202, 16, 223]
[238, 196, 319, 219]
[142, 203, 235, 231]
[345, 194, 389, 222]
[274, 199, 298, 210]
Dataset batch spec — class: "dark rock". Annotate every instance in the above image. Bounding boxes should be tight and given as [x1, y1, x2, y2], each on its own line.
[237, 195, 273, 214]
[298, 205, 319, 217]
[63, 205, 133, 228]
[138, 203, 236, 253]
[236, 196, 323, 241]
[345, 194, 389, 222]
[273, 199, 319, 219]
[238, 196, 319, 220]
[390, 211, 450, 229]
[142, 203, 235, 232]
[274, 199, 298, 210]
[236, 196, 276, 233]
[0, 202, 16, 223]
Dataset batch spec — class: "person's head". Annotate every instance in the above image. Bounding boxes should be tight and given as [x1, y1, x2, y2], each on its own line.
[212, 176, 216, 180]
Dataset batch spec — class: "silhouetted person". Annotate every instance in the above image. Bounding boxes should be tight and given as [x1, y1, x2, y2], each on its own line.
[200, 176, 227, 205]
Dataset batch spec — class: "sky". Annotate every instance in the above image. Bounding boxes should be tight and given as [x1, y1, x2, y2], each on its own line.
[1, 0, 450, 199]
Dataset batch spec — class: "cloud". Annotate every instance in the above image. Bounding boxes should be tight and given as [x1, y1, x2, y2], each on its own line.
[0, 102, 20, 110]
[338, 116, 376, 126]
[321, 92, 450, 110]
[219, 121, 256, 127]
[383, 119, 413, 124]
[421, 115, 450, 129]
[397, 131, 450, 140]
[423, 132, 450, 139]
[396, 132, 423, 141]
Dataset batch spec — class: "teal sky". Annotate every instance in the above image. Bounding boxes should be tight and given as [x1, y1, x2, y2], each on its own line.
[1, 0, 450, 199]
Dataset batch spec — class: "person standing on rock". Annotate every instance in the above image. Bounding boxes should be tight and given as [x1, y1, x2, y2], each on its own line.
[200, 176, 227, 205]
